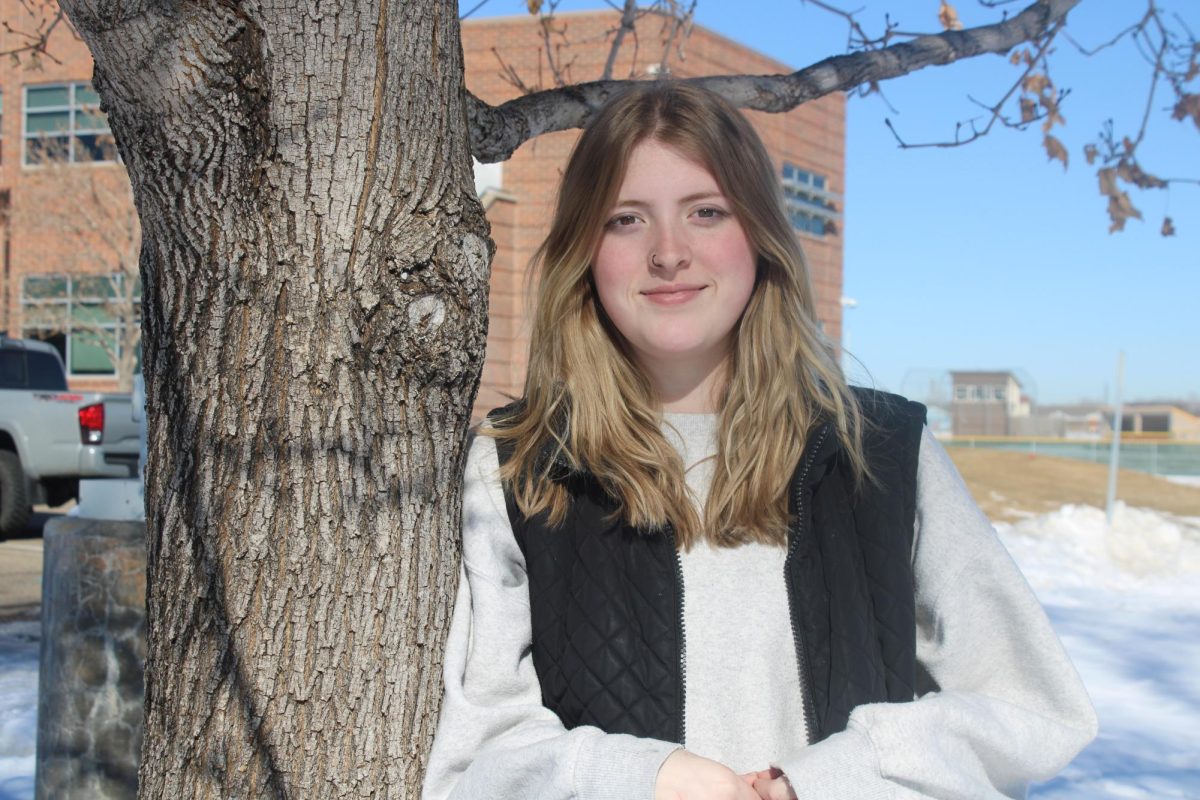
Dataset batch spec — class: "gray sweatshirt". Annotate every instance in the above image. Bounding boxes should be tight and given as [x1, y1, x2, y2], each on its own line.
[422, 417, 1098, 800]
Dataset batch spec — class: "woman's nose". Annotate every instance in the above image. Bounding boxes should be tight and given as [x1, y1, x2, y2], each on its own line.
[650, 223, 691, 272]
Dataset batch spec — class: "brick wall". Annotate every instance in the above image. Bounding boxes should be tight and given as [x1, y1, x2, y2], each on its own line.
[0, 1, 133, 392]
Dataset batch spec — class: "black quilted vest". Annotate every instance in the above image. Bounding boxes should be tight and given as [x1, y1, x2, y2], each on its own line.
[490, 389, 926, 745]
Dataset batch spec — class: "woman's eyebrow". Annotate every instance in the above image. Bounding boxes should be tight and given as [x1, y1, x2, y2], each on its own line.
[611, 191, 725, 208]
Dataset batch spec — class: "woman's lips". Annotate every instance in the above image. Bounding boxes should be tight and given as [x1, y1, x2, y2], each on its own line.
[641, 284, 705, 305]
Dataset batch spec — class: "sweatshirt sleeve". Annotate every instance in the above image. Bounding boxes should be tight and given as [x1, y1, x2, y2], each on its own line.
[421, 435, 679, 800]
[773, 426, 1098, 800]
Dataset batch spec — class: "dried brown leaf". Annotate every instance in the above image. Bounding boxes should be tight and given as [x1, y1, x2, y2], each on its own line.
[1118, 160, 1167, 189]
[1098, 168, 1141, 233]
[938, 1, 963, 31]
[1020, 97, 1037, 123]
[1043, 134, 1068, 170]
[1106, 192, 1141, 233]
[1172, 94, 1200, 132]
[1041, 107, 1065, 133]
[1023, 73, 1050, 95]
[1098, 167, 1118, 197]
[1010, 50, 1022, 66]
[526, 0, 542, 14]
[1161, 216, 1176, 237]
[1084, 144, 1098, 166]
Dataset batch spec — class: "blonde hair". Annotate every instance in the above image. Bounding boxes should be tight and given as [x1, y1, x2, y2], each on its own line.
[490, 82, 868, 549]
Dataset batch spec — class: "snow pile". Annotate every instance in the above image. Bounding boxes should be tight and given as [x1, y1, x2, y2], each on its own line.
[997, 501, 1200, 592]
[1163, 475, 1200, 489]
[996, 503, 1200, 799]
[0, 621, 38, 800]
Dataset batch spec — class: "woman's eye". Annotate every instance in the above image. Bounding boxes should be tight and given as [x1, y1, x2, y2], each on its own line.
[606, 214, 639, 228]
[695, 207, 726, 220]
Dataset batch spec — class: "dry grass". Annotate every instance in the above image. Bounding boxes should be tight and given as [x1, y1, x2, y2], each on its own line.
[945, 448, 1200, 522]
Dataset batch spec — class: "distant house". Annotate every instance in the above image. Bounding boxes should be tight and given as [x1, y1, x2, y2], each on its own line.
[949, 370, 1030, 436]
[1107, 404, 1200, 440]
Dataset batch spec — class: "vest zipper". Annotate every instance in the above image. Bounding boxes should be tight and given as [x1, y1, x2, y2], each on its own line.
[668, 522, 688, 746]
[785, 423, 831, 746]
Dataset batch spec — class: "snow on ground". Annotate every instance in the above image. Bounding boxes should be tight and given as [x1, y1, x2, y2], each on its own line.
[0, 502, 1197, 798]
[1164, 474, 1200, 489]
[1000, 502, 1200, 799]
[0, 622, 38, 800]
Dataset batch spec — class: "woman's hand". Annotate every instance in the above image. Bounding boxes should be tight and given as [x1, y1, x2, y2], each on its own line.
[740, 767, 798, 800]
[654, 749, 761, 800]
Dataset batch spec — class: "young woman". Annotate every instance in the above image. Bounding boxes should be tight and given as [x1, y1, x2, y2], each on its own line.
[423, 83, 1097, 800]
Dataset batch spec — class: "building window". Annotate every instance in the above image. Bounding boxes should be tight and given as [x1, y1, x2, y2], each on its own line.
[23, 83, 117, 165]
[781, 162, 839, 238]
[21, 273, 140, 377]
[954, 385, 970, 401]
[1141, 414, 1170, 433]
[992, 385, 1006, 402]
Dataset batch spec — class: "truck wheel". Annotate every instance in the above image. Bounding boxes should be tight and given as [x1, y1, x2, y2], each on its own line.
[0, 450, 32, 538]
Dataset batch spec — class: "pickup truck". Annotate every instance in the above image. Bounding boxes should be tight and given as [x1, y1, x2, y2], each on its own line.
[0, 336, 141, 537]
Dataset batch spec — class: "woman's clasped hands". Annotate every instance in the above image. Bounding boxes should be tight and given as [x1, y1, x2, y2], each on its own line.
[654, 750, 798, 800]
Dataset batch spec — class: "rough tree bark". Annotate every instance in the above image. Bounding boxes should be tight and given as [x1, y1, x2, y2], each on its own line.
[58, 0, 489, 796]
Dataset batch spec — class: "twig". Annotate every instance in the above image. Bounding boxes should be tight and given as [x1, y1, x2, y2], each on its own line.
[1129, 23, 1168, 151]
[0, 5, 67, 63]
[800, 0, 940, 52]
[538, 2, 571, 88]
[491, 47, 533, 95]
[602, 0, 639, 82]
[885, 23, 1062, 150]
[458, 0, 495, 21]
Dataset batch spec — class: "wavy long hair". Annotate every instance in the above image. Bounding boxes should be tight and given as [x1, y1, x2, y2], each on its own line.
[489, 82, 867, 549]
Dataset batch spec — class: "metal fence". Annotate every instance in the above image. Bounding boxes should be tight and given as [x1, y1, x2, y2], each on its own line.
[942, 437, 1200, 477]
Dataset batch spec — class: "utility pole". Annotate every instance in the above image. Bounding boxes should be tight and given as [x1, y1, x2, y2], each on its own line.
[1105, 352, 1125, 527]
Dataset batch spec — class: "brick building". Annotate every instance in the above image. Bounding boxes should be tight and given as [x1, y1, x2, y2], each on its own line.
[0, 0, 136, 393]
[1, 6, 846, 410]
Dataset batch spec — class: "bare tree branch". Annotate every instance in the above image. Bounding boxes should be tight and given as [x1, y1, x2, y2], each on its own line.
[884, 24, 1062, 150]
[468, 0, 1083, 162]
[459, 0, 497, 21]
[656, 0, 696, 77]
[602, 0, 638, 81]
[1061, 9, 1150, 57]
[1, 1, 69, 63]
[538, 2, 573, 88]
[800, 0, 941, 52]
[1130, 17, 1169, 152]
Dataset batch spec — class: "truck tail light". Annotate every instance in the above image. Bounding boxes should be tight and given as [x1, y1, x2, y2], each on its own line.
[79, 403, 105, 444]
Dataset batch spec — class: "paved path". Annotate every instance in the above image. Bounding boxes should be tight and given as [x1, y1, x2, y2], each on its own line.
[0, 511, 61, 623]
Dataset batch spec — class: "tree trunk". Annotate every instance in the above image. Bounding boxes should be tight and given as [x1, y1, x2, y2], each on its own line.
[58, 1, 489, 796]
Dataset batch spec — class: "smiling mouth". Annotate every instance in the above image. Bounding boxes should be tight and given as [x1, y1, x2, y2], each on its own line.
[642, 284, 705, 305]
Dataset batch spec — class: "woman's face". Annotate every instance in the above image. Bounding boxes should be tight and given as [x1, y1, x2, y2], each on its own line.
[591, 139, 757, 377]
